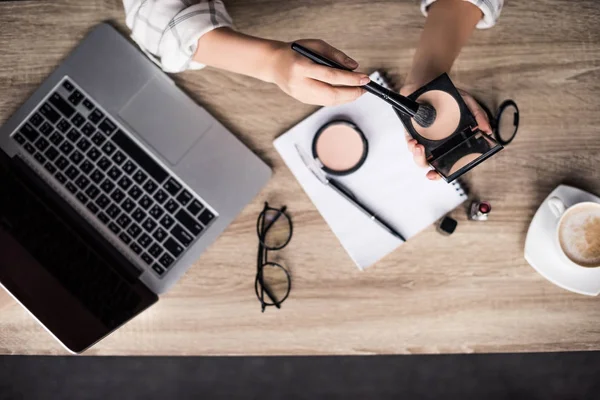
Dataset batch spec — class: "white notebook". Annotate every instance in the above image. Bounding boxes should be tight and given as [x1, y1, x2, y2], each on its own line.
[274, 72, 466, 270]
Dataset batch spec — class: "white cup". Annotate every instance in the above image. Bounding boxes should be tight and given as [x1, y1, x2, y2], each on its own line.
[548, 197, 600, 268]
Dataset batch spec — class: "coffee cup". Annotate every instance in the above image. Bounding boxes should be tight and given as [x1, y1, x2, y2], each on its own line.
[548, 197, 600, 268]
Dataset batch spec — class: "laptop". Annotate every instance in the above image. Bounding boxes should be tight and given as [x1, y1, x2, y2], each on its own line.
[0, 23, 271, 353]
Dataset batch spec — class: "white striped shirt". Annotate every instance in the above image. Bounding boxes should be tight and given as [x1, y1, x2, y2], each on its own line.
[123, 0, 503, 73]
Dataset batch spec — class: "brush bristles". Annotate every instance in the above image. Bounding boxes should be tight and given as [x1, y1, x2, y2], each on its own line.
[413, 103, 437, 128]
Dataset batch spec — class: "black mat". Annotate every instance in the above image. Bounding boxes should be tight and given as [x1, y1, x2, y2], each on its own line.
[1, 351, 599, 399]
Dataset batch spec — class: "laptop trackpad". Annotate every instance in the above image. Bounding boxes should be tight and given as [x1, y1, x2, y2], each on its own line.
[119, 77, 213, 165]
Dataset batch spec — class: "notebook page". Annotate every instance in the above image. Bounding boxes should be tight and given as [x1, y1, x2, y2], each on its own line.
[274, 72, 465, 269]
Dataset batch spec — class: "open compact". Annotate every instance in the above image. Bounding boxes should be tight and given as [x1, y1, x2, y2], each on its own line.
[311, 120, 368, 175]
[397, 73, 504, 183]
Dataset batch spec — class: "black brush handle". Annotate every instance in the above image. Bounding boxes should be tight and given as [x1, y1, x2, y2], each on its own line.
[291, 43, 419, 117]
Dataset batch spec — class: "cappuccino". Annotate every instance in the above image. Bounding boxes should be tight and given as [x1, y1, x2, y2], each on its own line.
[558, 204, 600, 267]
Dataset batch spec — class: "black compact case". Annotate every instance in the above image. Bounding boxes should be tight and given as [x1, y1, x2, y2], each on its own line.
[397, 73, 503, 183]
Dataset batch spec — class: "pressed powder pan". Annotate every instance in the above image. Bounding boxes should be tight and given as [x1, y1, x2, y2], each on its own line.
[312, 120, 368, 175]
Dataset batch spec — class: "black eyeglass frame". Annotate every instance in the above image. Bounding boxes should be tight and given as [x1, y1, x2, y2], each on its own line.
[255, 202, 293, 312]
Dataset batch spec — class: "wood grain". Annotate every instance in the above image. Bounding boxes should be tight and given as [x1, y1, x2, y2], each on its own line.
[1, 0, 600, 355]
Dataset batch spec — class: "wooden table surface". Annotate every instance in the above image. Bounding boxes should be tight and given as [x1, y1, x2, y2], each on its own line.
[1, 0, 600, 356]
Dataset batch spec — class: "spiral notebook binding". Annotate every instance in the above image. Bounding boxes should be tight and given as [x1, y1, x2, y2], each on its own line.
[371, 70, 466, 198]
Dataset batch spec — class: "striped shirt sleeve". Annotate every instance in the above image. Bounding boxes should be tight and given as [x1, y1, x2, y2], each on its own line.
[420, 0, 503, 29]
[123, 0, 233, 73]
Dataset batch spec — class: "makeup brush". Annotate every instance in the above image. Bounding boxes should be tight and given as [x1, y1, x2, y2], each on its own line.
[291, 43, 437, 128]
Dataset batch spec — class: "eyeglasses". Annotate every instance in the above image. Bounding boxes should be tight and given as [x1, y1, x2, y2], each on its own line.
[255, 202, 293, 312]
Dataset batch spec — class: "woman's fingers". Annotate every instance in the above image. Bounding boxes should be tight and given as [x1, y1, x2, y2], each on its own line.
[305, 64, 369, 86]
[304, 79, 365, 106]
[459, 90, 493, 134]
[411, 144, 429, 168]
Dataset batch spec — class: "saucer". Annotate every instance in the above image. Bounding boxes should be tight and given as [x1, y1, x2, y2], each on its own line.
[524, 184, 600, 296]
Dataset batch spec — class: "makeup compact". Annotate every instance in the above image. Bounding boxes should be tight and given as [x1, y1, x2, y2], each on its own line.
[397, 73, 504, 183]
[312, 120, 368, 175]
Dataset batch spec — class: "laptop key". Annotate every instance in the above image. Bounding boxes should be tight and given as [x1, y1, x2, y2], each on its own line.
[128, 185, 142, 200]
[127, 223, 142, 239]
[159, 253, 175, 269]
[66, 181, 77, 194]
[152, 227, 168, 243]
[123, 160, 136, 175]
[44, 146, 59, 161]
[39, 103, 60, 123]
[81, 122, 95, 136]
[80, 160, 94, 175]
[164, 199, 179, 214]
[130, 242, 143, 255]
[91, 132, 106, 146]
[35, 137, 50, 152]
[108, 221, 120, 234]
[133, 170, 148, 185]
[100, 179, 115, 195]
[139, 195, 153, 210]
[62, 80, 74, 92]
[66, 128, 81, 142]
[149, 204, 164, 219]
[49, 131, 64, 145]
[75, 175, 90, 190]
[34, 153, 46, 165]
[50, 93, 76, 118]
[153, 189, 168, 204]
[132, 208, 147, 223]
[171, 224, 194, 246]
[57, 119, 71, 133]
[44, 162, 57, 174]
[55, 156, 69, 171]
[163, 178, 182, 196]
[187, 200, 204, 216]
[90, 169, 104, 184]
[106, 204, 121, 219]
[141, 253, 153, 266]
[112, 151, 126, 165]
[24, 142, 36, 154]
[117, 214, 132, 229]
[148, 243, 163, 258]
[119, 232, 132, 245]
[159, 214, 175, 230]
[82, 99, 93, 110]
[76, 192, 88, 204]
[77, 138, 92, 152]
[39, 122, 53, 136]
[97, 156, 112, 171]
[176, 190, 192, 206]
[102, 142, 116, 156]
[141, 217, 157, 233]
[88, 109, 104, 124]
[118, 176, 133, 191]
[199, 210, 215, 226]
[110, 188, 125, 203]
[175, 209, 203, 236]
[98, 118, 117, 135]
[97, 212, 110, 224]
[122, 198, 136, 213]
[107, 166, 122, 180]
[58, 141, 74, 156]
[68, 90, 84, 106]
[20, 123, 39, 142]
[164, 237, 184, 258]
[85, 185, 100, 200]
[71, 112, 85, 128]
[29, 113, 43, 127]
[95, 194, 110, 209]
[12, 133, 26, 145]
[152, 264, 165, 275]
[86, 202, 99, 214]
[87, 147, 102, 162]
[69, 150, 84, 165]
[138, 233, 152, 248]
[55, 172, 67, 184]
[65, 166, 80, 180]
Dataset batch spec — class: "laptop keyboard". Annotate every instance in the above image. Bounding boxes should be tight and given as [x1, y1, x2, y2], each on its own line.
[10, 77, 217, 277]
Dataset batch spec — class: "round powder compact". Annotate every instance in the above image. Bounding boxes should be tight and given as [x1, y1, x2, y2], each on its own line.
[411, 89, 461, 141]
[312, 120, 368, 175]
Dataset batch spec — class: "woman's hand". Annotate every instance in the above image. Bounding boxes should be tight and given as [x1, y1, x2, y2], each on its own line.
[266, 39, 370, 106]
[403, 87, 492, 180]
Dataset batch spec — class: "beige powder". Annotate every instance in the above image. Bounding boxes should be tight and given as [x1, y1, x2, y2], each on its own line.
[411, 90, 461, 141]
[315, 123, 365, 172]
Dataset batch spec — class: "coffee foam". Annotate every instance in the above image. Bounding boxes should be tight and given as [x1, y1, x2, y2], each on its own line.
[558, 206, 600, 267]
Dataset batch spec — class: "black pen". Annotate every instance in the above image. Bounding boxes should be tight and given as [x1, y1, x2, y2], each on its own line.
[295, 144, 406, 242]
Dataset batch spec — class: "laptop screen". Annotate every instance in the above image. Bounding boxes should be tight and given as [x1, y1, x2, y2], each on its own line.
[0, 155, 157, 353]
